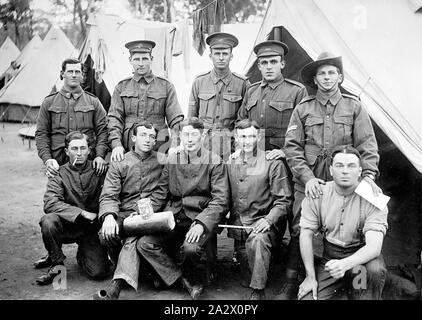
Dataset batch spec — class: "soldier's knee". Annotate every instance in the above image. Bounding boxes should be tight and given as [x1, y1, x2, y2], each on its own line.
[136, 236, 160, 253]
[39, 214, 61, 232]
[84, 262, 107, 280]
[365, 258, 387, 279]
[182, 242, 202, 258]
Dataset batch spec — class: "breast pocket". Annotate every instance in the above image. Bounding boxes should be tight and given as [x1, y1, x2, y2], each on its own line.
[147, 92, 167, 115]
[221, 94, 242, 119]
[304, 116, 324, 143]
[334, 115, 354, 145]
[245, 98, 258, 119]
[48, 105, 67, 130]
[198, 93, 216, 118]
[267, 101, 293, 130]
[120, 90, 139, 117]
[74, 105, 95, 129]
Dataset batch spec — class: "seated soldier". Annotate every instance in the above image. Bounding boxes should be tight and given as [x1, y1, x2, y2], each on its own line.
[34, 131, 108, 285]
[226, 119, 292, 300]
[298, 146, 388, 300]
[96, 122, 164, 299]
[136, 117, 229, 300]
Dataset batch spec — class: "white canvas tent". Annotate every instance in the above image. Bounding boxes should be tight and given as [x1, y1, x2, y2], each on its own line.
[244, 0, 422, 174]
[0, 34, 43, 92]
[0, 36, 20, 76]
[245, 0, 422, 264]
[0, 27, 75, 122]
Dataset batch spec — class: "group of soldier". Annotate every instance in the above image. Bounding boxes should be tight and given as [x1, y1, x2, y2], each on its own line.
[32, 31, 388, 301]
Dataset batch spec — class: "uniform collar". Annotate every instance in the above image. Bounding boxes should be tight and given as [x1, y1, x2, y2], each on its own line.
[180, 148, 203, 164]
[316, 88, 342, 106]
[133, 71, 154, 84]
[260, 74, 285, 89]
[60, 86, 83, 99]
[132, 148, 153, 161]
[211, 68, 232, 85]
[239, 148, 265, 166]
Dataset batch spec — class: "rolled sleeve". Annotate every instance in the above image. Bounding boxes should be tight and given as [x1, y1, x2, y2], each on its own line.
[299, 196, 320, 233]
[363, 206, 388, 236]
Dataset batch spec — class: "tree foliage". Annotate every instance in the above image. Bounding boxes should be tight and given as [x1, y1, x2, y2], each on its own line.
[0, 0, 33, 49]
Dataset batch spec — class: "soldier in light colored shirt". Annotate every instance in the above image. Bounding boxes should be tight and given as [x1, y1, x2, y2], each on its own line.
[297, 145, 388, 300]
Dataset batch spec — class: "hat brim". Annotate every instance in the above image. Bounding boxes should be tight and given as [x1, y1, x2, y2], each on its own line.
[301, 57, 343, 89]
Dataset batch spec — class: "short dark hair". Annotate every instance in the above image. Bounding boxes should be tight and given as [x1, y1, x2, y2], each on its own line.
[131, 121, 158, 136]
[65, 131, 89, 149]
[61, 58, 82, 72]
[180, 117, 205, 133]
[235, 119, 261, 131]
[331, 145, 361, 165]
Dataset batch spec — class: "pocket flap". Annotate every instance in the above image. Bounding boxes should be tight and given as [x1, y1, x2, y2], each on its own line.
[74, 105, 95, 112]
[305, 116, 324, 126]
[268, 101, 293, 112]
[198, 93, 216, 101]
[48, 105, 66, 113]
[334, 116, 353, 125]
[120, 90, 137, 98]
[222, 94, 242, 103]
[147, 92, 167, 100]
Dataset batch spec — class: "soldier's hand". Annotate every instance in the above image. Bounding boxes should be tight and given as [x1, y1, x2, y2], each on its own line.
[253, 218, 271, 233]
[363, 176, 382, 196]
[111, 146, 125, 162]
[305, 178, 325, 199]
[168, 144, 183, 155]
[325, 259, 348, 279]
[298, 276, 318, 300]
[185, 223, 204, 243]
[92, 156, 107, 175]
[229, 149, 242, 160]
[101, 214, 119, 242]
[81, 210, 97, 222]
[45, 159, 59, 178]
[265, 149, 285, 160]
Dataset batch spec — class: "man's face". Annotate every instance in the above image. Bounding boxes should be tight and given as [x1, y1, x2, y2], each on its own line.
[330, 153, 362, 189]
[130, 52, 152, 76]
[235, 126, 259, 154]
[314, 64, 342, 91]
[131, 126, 157, 153]
[181, 125, 203, 153]
[209, 48, 232, 71]
[257, 55, 285, 82]
[62, 63, 83, 89]
[65, 138, 89, 166]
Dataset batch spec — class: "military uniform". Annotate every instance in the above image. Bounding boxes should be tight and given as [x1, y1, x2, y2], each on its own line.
[35, 87, 109, 165]
[227, 150, 292, 291]
[136, 149, 229, 287]
[282, 52, 379, 277]
[238, 76, 306, 151]
[188, 32, 249, 159]
[107, 40, 184, 153]
[107, 72, 184, 152]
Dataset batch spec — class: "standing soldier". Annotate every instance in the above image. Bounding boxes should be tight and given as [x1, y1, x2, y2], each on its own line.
[237, 40, 307, 160]
[188, 32, 250, 160]
[280, 52, 381, 300]
[36, 58, 109, 178]
[108, 40, 184, 162]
